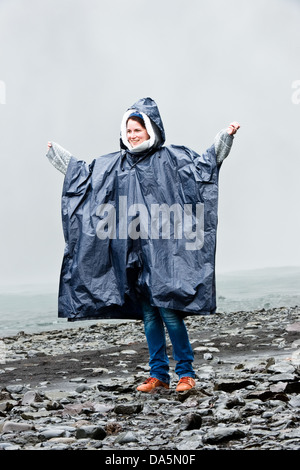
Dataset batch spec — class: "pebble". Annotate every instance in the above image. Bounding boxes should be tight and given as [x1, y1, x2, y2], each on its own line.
[0, 306, 299, 450]
[114, 431, 139, 444]
[203, 426, 246, 444]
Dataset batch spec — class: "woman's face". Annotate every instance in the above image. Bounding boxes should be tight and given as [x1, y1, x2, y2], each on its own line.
[126, 118, 150, 148]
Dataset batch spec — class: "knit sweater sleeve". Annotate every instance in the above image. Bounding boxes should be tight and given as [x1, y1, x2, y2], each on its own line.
[46, 142, 72, 175]
[214, 129, 234, 166]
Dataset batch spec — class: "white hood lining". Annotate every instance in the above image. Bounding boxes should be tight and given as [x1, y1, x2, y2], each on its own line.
[121, 109, 156, 153]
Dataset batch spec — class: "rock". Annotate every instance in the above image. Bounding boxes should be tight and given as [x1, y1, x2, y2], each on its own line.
[194, 346, 219, 353]
[90, 367, 109, 376]
[0, 400, 16, 412]
[214, 380, 256, 392]
[59, 401, 96, 416]
[75, 384, 92, 393]
[268, 373, 297, 383]
[69, 377, 87, 383]
[286, 322, 300, 332]
[267, 362, 296, 374]
[225, 394, 246, 408]
[246, 390, 289, 402]
[0, 391, 11, 401]
[203, 426, 246, 444]
[0, 442, 21, 450]
[180, 412, 202, 430]
[203, 353, 214, 361]
[5, 385, 24, 394]
[76, 425, 106, 440]
[93, 403, 113, 413]
[39, 428, 67, 440]
[114, 403, 143, 415]
[114, 431, 138, 444]
[21, 390, 43, 405]
[105, 422, 123, 435]
[21, 410, 52, 420]
[120, 349, 138, 355]
[46, 400, 63, 411]
[285, 381, 300, 393]
[213, 407, 240, 423]
[197, 365, 215, 380]
[176, 435, 202, 450]
[2, 421, 34, 433]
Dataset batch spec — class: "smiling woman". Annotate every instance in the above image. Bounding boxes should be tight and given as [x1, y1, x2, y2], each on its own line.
[120, 109, 162, 154]
[46, 96, 240, 395]
[126, 115, 150, 148]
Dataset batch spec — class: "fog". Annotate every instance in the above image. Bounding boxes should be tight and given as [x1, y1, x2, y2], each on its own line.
[0, 0, 299, 286]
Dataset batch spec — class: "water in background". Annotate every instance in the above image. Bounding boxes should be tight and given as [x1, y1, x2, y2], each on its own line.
[0, 266, 299, 338]
[216, 266, 300, 313]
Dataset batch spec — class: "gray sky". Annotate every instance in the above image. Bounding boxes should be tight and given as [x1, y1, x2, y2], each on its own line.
[0, 0, 299, 286]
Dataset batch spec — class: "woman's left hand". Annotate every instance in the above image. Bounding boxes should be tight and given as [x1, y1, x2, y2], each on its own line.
[227, 122, 240, 135]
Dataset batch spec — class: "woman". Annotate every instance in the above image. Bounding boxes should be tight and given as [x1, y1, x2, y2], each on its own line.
[47, 97, 240, 392]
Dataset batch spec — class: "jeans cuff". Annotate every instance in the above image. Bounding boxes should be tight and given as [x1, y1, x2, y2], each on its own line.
[151, 374, 170, 384]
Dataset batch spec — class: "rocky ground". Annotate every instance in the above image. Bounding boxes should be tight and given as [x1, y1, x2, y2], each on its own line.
[0, 306, 299, 452]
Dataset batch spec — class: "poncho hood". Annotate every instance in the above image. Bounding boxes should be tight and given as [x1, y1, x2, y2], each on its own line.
[120, 97, 165, 151]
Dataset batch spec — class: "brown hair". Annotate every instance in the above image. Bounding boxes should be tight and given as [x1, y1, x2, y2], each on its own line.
[126, 116, 146, 129]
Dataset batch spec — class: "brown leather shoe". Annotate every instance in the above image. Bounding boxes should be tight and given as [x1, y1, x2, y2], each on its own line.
[176, 377, 196, 392]
[136, 377, 169, 392]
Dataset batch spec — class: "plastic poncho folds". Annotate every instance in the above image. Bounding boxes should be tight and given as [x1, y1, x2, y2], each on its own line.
[56, 97, 221, 322]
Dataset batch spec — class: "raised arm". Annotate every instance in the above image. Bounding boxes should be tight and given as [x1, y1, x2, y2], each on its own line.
[46, 142, 72, 175]
[214, 121, 240, 165]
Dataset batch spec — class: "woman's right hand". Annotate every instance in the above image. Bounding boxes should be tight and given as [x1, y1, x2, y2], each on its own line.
[47, 141, 52, 149]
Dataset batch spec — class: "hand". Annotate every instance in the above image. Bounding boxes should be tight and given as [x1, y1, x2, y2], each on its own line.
[227, 122, 240, 135]
[47, 141, 52, 149]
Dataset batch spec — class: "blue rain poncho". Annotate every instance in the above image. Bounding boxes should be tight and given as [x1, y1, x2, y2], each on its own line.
[49, 98, 228, 321]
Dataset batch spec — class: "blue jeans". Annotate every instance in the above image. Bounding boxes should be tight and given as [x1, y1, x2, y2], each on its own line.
[141, 299, 195, 384]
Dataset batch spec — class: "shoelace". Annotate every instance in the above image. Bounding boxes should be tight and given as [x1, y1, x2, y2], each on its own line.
[144, 377, 160, 384]
[179, 376, 193, 384]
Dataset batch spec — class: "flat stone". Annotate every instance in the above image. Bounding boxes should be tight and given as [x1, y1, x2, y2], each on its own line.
[176, 436, 202, 450]
[203, 426, 246, 444]
[194, 346, 220, 353]
[2, 421, 34, 433]
[286, 322, 300, 332]
[268, 373, 297, 383]
[120, 350, 138, 355]
[214, 380, 256, 392]
[39, 428, 67, 440]
[5, 385, 24, 394]
[267, 362, 295, 374]
[114, 431, 138, 444]
[21, 410, 52, 420]
[21, 390, 43, 405]
[0, 442, 21, 450]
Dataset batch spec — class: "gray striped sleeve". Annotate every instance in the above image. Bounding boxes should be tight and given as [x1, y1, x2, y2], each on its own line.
[46, 142, 72, 175]
[214, 129, 234, 165]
